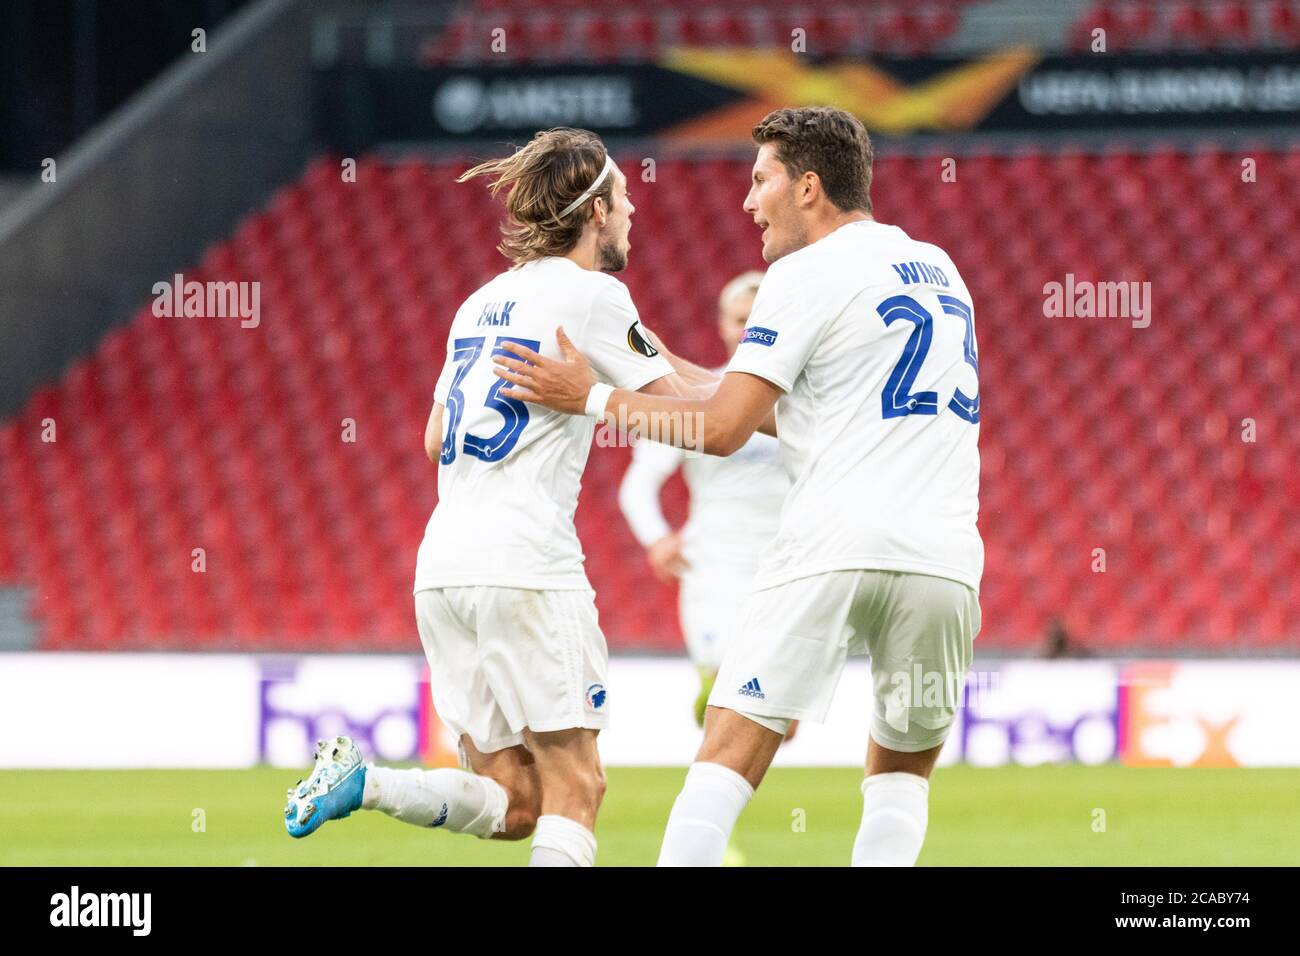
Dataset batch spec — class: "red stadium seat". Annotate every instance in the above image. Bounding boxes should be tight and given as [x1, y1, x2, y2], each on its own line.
[1269, 1, 1300, 45]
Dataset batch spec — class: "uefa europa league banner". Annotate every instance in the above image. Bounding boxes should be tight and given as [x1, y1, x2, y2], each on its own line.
[317, 51, 1300, 150]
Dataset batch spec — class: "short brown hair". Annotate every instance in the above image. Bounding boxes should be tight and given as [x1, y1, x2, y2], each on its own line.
[458, 128, 612, 266]
[752, 107, 873, 214]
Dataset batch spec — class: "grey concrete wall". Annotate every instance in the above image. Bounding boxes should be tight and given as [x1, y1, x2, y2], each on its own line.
[0, 0, 316, 416]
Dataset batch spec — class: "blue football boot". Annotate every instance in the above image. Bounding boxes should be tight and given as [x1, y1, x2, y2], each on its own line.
[284, 735, 367, 838]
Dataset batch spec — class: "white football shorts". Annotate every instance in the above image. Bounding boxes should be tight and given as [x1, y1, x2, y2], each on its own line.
[709, 569, 980, 752]
[678, 574, 753, 671]
[414, 586, 610, 754]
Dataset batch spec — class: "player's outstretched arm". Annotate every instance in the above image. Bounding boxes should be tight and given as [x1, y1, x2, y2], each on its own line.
[493, 329, 779, 456]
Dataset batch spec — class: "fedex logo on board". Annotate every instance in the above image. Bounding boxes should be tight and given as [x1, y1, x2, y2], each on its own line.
[257, 660, 456, 768]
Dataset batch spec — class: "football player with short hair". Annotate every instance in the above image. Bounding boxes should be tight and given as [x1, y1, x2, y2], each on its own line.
[492, 107, 983, 868]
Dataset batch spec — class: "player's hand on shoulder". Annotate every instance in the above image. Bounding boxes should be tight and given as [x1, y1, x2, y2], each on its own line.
[646, 530, 689, 583]
[494, 327, 596, 415]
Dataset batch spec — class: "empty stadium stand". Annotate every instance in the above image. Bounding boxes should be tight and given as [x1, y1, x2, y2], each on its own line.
[1, 143, 1297, 652]
[414, 0, 1300, 64]
[419, 1, 969, 64]
[1069, 0, 1300, 50]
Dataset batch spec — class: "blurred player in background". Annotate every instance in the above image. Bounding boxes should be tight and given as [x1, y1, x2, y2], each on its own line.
[492, 106, 982, 868]
[618, 271, 793, 730]
[282, 128, 701, 866]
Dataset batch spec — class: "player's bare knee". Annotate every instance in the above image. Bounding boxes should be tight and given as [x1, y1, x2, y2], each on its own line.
[489, 770, 542, 840]
[695, 706, 780, 788]
[499, 802, 539, 840]
[867, 736, 944, 779]
[494, 794, 539, 840]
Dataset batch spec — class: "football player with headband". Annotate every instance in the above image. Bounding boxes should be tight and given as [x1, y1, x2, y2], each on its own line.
[283, 129, 707, 866]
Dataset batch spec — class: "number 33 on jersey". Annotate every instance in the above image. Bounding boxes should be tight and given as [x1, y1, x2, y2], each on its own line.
[415, 256, 673, 593]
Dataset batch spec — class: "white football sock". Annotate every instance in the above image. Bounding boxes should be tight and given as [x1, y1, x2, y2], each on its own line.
[362, 766, 507, 839]
[852, 772, 929, 866]
[657, 762, 754, 867]
[529, 814, 597, 867]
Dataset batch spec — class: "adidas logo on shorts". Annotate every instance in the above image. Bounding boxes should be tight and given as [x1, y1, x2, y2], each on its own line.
[738, 678, 765, 700]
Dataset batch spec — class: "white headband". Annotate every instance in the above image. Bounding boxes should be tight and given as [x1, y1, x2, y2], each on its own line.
[556, 155, 614, 219]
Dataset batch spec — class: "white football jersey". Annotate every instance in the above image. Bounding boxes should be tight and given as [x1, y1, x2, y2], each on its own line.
[726, 220, 983, 592]
[415, 256, 673, 592]
[621, 426, 789, 582]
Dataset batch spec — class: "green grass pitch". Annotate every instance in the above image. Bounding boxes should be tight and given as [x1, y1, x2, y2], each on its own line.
[3, 765, 1296, 866]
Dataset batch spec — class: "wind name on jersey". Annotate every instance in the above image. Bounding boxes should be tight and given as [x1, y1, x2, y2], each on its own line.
[891, 261, 951, 287]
